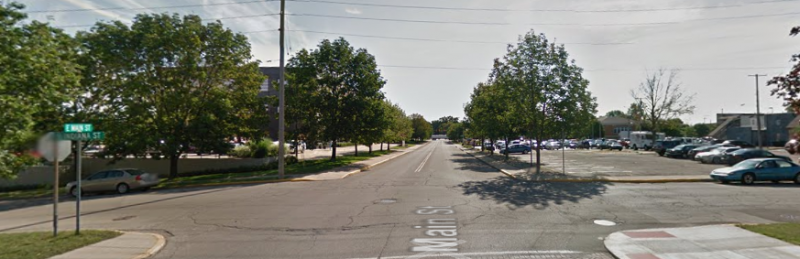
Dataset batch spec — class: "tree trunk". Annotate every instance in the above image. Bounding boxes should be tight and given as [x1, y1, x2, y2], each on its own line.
[331, 140, 337, 161]
[504, 138, 509, 160]
[388, 142, 391, 151]
[294, 135, 299, 156]
[369, 144, 373, 155]
[169, 153, 179, 180]
[380, 142, 384, 151]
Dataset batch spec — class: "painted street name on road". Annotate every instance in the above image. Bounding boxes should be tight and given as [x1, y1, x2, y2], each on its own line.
[411, 206, 460, 254]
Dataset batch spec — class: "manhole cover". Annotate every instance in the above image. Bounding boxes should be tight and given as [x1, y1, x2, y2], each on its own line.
[112, 215, 137, 221]
[594, 219, 616, 226]
[376, 198, 397, 204]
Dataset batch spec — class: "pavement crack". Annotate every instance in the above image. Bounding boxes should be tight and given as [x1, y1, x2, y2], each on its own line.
[348, 203, 375, 226]
[376, 223, 397, 259]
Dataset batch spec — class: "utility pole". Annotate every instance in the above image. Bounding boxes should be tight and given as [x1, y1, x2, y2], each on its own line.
[749, 74, 767, 149]
[278, 0, 286, 179]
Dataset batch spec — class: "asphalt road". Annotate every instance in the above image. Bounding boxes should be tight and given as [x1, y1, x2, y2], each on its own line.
[2, 141, 800, 259]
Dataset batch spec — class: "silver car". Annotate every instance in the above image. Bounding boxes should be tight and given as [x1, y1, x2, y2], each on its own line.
[67, 168, 159, 196]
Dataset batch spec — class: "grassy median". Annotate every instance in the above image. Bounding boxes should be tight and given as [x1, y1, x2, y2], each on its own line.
[739, 223, 800, 245]
[0, 150, 397, 199]
[0, 230, 121, 259]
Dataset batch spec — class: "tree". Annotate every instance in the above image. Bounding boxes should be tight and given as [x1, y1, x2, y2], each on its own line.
[287, 38, 386, 161]
[432, 116, 459, 135]
[446, 122, 465, 141]
[770, 25, 800, 113]
[381, 100, 412, 150]
[77, 13, 267, 179]
[487, 30, 597, 168]
[410, 114, 433, 141]
[0, 3, 81, 179]
[605, 110, 627, 118]
[464, 82, 507, 154]
[631, 69, 695, 142]
[693, 123, 712, 137]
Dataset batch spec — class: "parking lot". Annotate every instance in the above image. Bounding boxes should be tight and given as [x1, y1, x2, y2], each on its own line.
[499, 147, 798, 178]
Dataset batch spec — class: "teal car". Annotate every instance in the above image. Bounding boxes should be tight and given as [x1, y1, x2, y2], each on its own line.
[499, 144, 531, 154]
[710, 158, 800, 185]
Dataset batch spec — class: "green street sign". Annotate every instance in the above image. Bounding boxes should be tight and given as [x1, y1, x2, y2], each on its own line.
[64, 123, 93, 133]
[57, 132, 105, 141]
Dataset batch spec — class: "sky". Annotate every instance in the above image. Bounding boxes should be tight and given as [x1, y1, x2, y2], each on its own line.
[13, 0, 800, 125]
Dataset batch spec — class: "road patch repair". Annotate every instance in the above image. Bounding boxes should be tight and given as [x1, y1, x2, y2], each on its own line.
[459, 147, 713, 183]
[604, 225, 800, 259]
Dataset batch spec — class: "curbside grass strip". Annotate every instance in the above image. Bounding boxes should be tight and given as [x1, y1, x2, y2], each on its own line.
[341, 142, 429, 179]
[459, 148, 714, 183]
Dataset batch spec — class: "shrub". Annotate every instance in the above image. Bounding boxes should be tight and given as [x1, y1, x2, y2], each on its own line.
[229, 145, 251, 158]
[248, 139, 274, 158]
[285, 156, 299, 165]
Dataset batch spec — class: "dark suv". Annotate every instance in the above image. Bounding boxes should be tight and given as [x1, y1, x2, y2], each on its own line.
[653, 140, 682, 156]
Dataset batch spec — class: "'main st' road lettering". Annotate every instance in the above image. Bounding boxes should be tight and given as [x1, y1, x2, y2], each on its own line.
[412, 206, 459, 252]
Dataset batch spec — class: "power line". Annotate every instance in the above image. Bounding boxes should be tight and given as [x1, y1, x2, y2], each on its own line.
[291, 0, 799, 13]
[27, 0, 280, 13]
[289, 29, 632, 45]
[377, 65, 789, 72]
[53, 13, 280, 29]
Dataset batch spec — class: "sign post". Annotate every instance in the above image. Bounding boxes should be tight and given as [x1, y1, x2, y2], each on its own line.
[37, 133, 71, 237]
[59, 125, 102, 235]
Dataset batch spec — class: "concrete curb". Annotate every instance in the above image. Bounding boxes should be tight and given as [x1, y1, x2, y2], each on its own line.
[132, 232, 166, 259]
[459, 148, 713, 183]
[341, 143, 428, 179]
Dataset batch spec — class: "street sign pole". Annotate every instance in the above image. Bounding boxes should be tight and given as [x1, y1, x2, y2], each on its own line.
[75, 140, 81, 235]
[52, 140, 59, 237]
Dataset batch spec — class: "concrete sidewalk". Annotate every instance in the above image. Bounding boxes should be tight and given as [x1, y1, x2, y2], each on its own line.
[50, 231, 165, 259]
[460, 148, 711, 183]
[298, 143, 427, 180]
[604, 225, 800, 259]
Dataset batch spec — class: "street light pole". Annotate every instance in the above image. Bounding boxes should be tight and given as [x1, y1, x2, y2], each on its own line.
[749, 74, 766, 149]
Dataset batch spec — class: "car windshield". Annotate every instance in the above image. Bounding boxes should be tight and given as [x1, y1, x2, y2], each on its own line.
[732, 160, 761, 169]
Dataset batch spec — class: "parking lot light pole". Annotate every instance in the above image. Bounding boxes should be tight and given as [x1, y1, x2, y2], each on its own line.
[749, 74, 766, 149]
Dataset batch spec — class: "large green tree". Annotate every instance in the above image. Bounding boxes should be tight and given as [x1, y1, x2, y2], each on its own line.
[287, 38, 386, 160]
[410, 113, 433, 141]
[464, 82, 507, 153]
[0, 3, 81, 179]
[380, 100, 413, 151]
[432, 116, 459, 135]
[605, 110, 628, 118]
[77, 13, 267, 179]
[487, 30, 597, 168]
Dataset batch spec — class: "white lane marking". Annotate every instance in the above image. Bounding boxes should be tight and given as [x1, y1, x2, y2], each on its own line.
[347, 250, 583, 259]
[415, 150, 434, 172]
[594, 219, 617, 226]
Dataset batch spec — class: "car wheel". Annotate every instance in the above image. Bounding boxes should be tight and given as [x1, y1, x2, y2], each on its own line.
[794, 173, 800, 185]
[116, 183, 130, 194]
[741, 173, 756, 185]
[633, 145, 638, 151]
[70, 187, 82, 197]
[713, 157, 721, 164]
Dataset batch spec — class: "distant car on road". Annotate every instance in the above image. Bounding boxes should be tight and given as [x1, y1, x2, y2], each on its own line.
[499, 144, 532, 154]
[725, 149, 791, 165]
[722, 140, 754, 148]
[710, 158, 800, 185]
[67, 168, 159, 197]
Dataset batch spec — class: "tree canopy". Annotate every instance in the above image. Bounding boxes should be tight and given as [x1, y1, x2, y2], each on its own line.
[0, 3, 81, 179]
[631, 69, 695, 141]
[770, 25, 800, 113]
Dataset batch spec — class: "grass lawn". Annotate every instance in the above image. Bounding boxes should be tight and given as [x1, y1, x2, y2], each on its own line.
[0, 230, 121, 259]
[739, 223, 800, 246]
[1, 150, 397, 198]
[155, 150, 393, 188]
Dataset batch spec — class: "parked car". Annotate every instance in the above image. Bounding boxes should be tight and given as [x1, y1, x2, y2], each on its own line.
[483, 142, 495, 151]
[710, 158, 800, 185]
[665, 144, 701, 158]
[606, 140, 624, 151]
[599, 139, 618, 150]
[620, 138, 631, 149]
[545, 139, 561, 150]
[722, 140, 755, 148]
[67, 168, 159, 197]
[593, 139, 605, 149]
[688, 145, 721, 160]
[725, 149, 791, 165]
[653, 140, 682, 156]
[698, 147, 741, 164]
[499, 144, 532, 154]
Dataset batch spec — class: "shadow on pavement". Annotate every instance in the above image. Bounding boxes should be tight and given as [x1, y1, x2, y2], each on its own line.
[458, 176, 611, 210]
[0, 186, 234, 232]
[449, 153, 499, 173]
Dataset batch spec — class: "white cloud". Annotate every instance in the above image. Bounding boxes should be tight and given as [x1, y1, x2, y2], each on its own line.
[345, 8, 361, 15]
